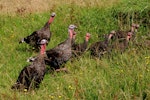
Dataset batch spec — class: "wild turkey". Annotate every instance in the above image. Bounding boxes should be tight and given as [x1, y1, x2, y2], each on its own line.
[111, 32, 132, 53]
[113, 23, 139, 41]
[45, 25, 77, 71]
[72, 33, 91, 57]
[11, 39, 48, 90]
[88, 31, 115, 58]
[19, 12, 56, 51]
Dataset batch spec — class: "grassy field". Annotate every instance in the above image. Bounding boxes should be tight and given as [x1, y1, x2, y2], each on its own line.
[0, 0, 150, 99]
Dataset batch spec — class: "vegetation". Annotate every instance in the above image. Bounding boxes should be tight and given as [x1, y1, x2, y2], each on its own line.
[0, 0, 150, 99]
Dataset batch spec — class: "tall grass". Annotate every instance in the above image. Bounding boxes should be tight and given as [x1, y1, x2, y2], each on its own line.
[0, 0, 150, 99]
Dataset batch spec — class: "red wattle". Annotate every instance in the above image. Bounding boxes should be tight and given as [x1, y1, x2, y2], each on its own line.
[40, 44, 46, 54]
[69, 30, 73, 39]
[86, 37, 89, 41]
[48, 17, 54, 24]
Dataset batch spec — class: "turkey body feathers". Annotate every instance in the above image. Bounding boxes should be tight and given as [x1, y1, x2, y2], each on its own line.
[46, 38, 72, 70]
[12, 39, 47, 90]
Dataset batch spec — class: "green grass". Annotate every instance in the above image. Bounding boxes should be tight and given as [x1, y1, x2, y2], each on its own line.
[0, 0, 150, 100]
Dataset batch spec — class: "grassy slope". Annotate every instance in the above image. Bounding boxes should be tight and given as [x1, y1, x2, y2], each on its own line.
[0, 0, 150, 100]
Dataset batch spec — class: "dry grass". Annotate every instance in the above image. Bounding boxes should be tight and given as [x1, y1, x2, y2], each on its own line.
[0, 0, 119, 15]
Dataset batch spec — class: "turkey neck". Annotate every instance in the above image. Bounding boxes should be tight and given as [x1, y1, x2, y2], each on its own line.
[43, 22, 50, 29]
[85, 36, 90, 42]
[67, 29, 73, 43]
[82, 40, 88, 50]
[104, 36, 111, 46]
[83, 36, 90, 47]
[106, 33, 113, 45]
[43, 16, 55, 29]
[71, 33, 76, 46]
[124, 35, 131, 47]
[40, 44, 46, 55]
[108, 33, 113, 40]
[131, 26, 135, 33]
[48, 16, 55, 24]
[32, 44, 46, 65]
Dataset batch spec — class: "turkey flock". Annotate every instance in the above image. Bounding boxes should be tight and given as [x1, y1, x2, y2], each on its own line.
[12, 12, 144, 91]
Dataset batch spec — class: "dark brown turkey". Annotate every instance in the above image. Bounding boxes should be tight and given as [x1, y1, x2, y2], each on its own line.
[72, 33, 91, 57]
[11, 39, 48, 90]
[88, 31, 115, 58]
[112, 23, 139, 41]
[19, 12, 56, 51]
[45, 25, 77, 71]
[111, 32, 133, 53]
